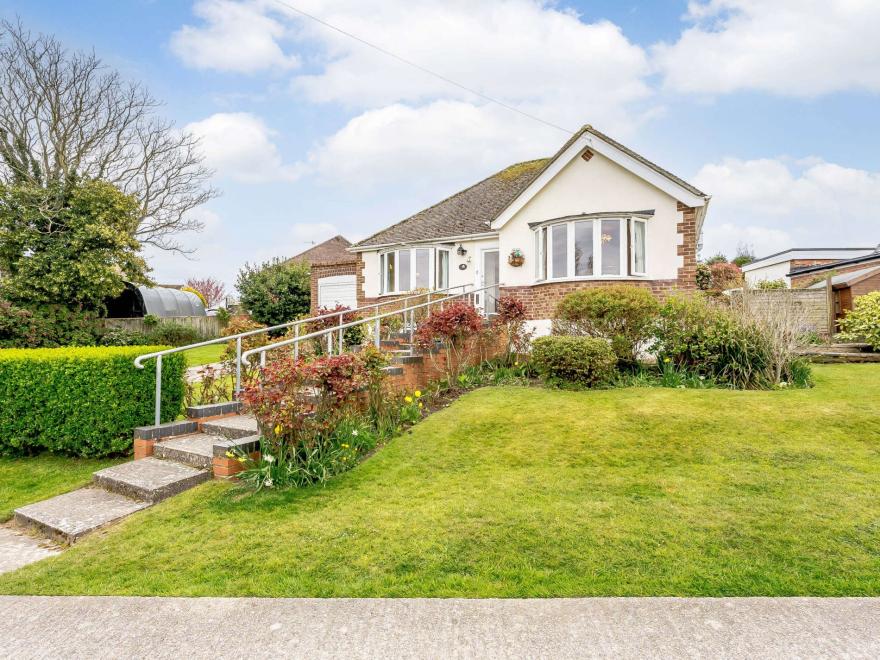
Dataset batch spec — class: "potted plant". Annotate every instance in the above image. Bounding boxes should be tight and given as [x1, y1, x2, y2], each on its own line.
[508, 248, 525, 267]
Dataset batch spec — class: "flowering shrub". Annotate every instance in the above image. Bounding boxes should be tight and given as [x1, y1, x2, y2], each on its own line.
[838, 291, 880, 350]
[414, 302, 483, 386]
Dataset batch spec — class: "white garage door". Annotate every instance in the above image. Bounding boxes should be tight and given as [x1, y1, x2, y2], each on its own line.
[317, 275, 357, 309]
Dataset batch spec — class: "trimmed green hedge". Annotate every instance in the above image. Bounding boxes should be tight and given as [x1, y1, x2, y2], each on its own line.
[531, 336, 618, 388]
[0, 346, 185, 457]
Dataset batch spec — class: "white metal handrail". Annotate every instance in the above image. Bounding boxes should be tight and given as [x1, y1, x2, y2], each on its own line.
[134, 283, 471, 425]
[241, 282, 503, 367]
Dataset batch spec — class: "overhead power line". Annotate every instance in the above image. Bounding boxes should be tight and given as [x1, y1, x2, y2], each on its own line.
[270, 0, 575, 135]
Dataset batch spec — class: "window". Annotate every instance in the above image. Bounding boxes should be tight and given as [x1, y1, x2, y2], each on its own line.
[534, 216, 646, 280]
[631, 218, 646, 275]
[551, 224, 568, 279]
[574, 221, 594, 276]
[380, 246, 451, 293]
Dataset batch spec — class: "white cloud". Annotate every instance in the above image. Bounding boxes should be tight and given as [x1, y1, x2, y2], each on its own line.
[655, 0, 880, 96]
[186, 112, 303, 183]
[170, 0, 298, 73]
[695, 157, 880, 258]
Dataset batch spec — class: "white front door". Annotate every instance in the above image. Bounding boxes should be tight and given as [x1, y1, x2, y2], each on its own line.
[480, 249, 500, 316]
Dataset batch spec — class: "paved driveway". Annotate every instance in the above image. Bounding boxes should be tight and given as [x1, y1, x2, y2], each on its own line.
[2, 596, 878, 658]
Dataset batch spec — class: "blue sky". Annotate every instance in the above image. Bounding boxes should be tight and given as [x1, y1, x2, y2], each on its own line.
[3, 0, 879, 288]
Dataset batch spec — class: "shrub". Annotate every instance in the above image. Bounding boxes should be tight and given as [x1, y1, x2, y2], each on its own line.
[414, 302, 483, 386]
[754, 279, 786, 290]
[653, 294, 811, 389]
[0, 300, 102, 348]
[305, 305, 365, 354]
[493, 296, 532, 364]
[236, 257, 310, 326]
[553, 285, 659, 366]
[838, 291, 880, 350]
[146, 322, 204, 347]
[0, 346, 185, 456]
[99, 327, 151, 346]
[696, 263, 712, 291]
[709, 261, 743, 292]
[531, 335, 617, 388]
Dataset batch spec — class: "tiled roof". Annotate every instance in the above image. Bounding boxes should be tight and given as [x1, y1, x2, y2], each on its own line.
[352, 159, 550, 248]
[353, 124, 707, 249]
[287, 235, 354, 265]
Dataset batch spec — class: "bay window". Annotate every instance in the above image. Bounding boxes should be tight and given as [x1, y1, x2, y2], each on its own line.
[534, 216, 648, 281]
[379, 246, 451, 294]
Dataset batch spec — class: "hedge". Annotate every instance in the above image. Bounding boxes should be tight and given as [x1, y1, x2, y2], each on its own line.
[531, 335, 618, 388]
[0, 346, 185, 457]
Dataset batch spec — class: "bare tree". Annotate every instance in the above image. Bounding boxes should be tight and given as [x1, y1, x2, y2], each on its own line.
[0, 20, 216, 252]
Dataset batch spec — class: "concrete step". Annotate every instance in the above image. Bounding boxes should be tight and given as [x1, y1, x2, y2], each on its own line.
[393, 355, 423, 365]
[201, 415, 260, 440]
[93, 458, 210, 503]
[0, 525, 61, 574]
[14, 488, 150, 544]
[153, 433, 223, 470]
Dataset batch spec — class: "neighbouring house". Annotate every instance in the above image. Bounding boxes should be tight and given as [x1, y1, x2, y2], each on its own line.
[287, 235, 359, 312]
[349, 124, 711, 332]
[788, 249, 880, 324]
[742, 248, 876, 288]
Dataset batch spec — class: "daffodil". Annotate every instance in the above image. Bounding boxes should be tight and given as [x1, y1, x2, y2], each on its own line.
[414, 390, 422, 398]
[418, 402, 423, 409]
[274, 424, 283, 436]
[404, 396, 413, 403]
[225, 451, 235, 459]
[663, 357, 672, 364]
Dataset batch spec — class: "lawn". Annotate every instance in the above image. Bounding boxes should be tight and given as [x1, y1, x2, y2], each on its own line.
[0, 455, 122, 522]
[182, 343, 226, 367]
[2, 364, 879, 597]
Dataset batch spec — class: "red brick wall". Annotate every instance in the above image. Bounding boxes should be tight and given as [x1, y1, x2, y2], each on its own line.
[310, 259, 358, 314]
[790, 258, 880, 288]
[851, 271, 880, 298]
[676, 202, 698, 290]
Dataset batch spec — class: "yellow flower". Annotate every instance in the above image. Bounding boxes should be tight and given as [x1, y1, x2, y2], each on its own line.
[274, 424, 283, 436]
[225, 451, 235, 459]
[414, 390, 422, 398]
[418, 402, 423, 409]
[237, 456, 246, 463]
[404, 396, 413, 403]
[663, 357, 672, 363]
[514, 361, 520, 366]
[341, 443, 349, 448]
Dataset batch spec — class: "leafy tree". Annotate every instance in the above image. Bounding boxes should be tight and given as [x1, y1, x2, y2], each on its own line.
[236, 258, 310, 327]
[0, 20, 215, 252]
[185, 277, 226, 307]
[704, 253, 728, 265]
[0, 179, 149, 309]
[732, 242, 756, 268]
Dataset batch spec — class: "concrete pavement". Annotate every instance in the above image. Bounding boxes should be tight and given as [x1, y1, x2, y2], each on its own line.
[2, 596, 879, 658]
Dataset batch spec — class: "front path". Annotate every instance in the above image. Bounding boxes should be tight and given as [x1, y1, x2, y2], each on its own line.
[2, 597, 878, 658]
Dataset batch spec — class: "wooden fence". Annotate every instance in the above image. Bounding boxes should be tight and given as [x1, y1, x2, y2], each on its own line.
[730, 288, 832, 337]
[103, 316, 224, 338]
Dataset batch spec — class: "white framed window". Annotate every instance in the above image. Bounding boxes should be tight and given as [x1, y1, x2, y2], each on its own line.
[534, 216, 647, 281]
[379, 246, 451, 294]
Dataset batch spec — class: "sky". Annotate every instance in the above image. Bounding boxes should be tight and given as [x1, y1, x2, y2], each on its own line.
[2, 0, 879, 289]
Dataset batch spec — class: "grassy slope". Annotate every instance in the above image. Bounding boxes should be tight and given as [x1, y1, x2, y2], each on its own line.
[0, 456, 122, 521]
[2, 364, 879, 597]
[182, 343, 226, 367]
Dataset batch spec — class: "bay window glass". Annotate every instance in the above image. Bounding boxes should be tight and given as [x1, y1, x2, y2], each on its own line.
[415, 248, 430, 289]
[397, 249, 411, 290]
[551, 223, 568, 279]
[385, 251, 395, 293]
[600, 219, 621, 276]
[574, 221, 594, 276]
[437, 249, 449, 289]
[632, 219, 646, 275]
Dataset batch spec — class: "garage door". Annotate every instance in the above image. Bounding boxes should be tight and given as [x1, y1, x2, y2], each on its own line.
[317, 275, 358, 309]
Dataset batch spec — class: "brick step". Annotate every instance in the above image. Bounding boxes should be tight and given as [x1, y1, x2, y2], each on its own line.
[201, 414, 260, 440]
[14, 487, 150, 544]
[92, 458, 210, 503]
[153, 433, 223, 469]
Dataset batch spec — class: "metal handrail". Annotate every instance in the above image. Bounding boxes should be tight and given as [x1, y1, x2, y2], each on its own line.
[241, 282, 503, 367]
[134, 283, 471, 425]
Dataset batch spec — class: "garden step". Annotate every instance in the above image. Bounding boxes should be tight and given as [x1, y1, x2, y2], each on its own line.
[14, 487, 150, 544]
[393, 355, 423, 365]
[153, 433, 223, 470]
[200, 415, 259, 440]
[92, 458, 210, 503]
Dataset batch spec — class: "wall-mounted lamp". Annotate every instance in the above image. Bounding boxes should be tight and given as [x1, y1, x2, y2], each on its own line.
[456, 244, 467, 257]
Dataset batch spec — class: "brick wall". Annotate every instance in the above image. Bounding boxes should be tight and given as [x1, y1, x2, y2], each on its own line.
[676, 202, 698, 290]
[309, 259, 358, 314]
[791, 258, 880, 288]
[851, 271, 880, 298]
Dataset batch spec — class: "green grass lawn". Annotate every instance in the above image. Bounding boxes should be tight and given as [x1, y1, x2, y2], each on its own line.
[182, 343, 226, 367]
[0, 455, 122, 522]
[2, 364, 879, 597]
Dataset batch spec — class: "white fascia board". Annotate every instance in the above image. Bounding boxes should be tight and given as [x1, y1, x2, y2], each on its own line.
[492, 134, 707, 230]
[741, 248, 876, 272]
[348, 231, 498, 253]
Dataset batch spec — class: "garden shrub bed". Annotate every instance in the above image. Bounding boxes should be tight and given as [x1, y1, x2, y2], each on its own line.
[0, 346, 185, 457]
